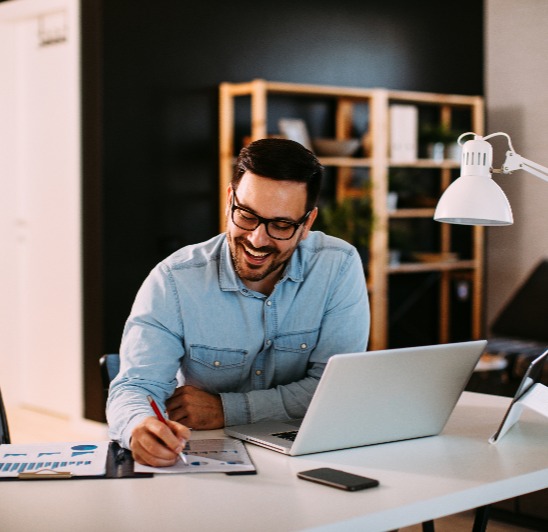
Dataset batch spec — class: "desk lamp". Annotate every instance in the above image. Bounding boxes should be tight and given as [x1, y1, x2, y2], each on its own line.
[434, 132, 548, 225]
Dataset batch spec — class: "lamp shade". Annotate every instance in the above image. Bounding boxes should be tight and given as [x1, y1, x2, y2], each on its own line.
[434, 175, 513, 225]
[434, 136, 514, 225]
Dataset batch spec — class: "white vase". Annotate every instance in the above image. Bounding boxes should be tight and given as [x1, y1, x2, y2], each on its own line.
[427, 142, 444, 162]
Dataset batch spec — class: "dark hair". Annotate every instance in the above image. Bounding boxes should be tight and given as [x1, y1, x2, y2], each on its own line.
[231, 138, 323, 212]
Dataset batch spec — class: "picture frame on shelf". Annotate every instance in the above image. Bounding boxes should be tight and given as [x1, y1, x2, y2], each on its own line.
[278, 118, 313, 151]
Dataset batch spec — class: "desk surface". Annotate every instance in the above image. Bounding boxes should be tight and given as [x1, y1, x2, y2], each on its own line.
[2, 392, 548, 532]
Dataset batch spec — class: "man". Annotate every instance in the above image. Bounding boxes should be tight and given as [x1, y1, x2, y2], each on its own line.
[107, 138, 370, 466]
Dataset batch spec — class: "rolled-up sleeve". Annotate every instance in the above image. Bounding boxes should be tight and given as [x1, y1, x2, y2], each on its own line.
[107, 264, 184, 448]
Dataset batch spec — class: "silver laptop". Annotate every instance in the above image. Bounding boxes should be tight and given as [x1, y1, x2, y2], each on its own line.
[225, 340, 486, 455]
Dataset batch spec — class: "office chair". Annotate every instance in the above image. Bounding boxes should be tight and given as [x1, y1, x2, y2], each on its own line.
[99, 353, 120, 403]
[0, 386, 11, 444]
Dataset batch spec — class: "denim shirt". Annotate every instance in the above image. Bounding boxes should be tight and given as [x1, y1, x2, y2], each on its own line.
[107, 231, 370, 449]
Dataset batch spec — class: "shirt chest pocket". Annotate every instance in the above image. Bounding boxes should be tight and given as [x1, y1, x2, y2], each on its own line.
[186, 345, 248, 392]
[272, 329, 319, 383]
[273, 329, 319, 354]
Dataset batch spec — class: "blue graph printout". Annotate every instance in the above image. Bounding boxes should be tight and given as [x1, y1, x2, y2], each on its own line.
[134, 438, 255, 474]
[0, 441, 110, 477]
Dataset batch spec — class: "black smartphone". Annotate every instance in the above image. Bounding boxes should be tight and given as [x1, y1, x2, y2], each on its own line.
[297, 467, 379, 492]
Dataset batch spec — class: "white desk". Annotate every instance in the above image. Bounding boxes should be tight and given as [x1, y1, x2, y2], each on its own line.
[1, 392, 548, 532]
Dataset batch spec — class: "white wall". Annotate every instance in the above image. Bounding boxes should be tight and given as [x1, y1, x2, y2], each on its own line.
[0, 0, 82, 418]
[485, 0, 548, 327]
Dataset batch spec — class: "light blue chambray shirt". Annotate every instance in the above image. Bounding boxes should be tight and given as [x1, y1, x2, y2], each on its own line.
[107, 231, 370, 449]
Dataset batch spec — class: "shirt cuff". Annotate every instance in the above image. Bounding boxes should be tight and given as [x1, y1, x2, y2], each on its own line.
[109, 413, 147, 451]
[220, 392, 251, 426]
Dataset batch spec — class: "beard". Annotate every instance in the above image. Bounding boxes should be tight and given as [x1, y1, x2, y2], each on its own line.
[226, 232, 299, 285]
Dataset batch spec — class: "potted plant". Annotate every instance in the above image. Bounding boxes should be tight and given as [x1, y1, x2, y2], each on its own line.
[389, 168, 438, 208]
[315, 192, 374, 264]
[419, 124, 460, 161]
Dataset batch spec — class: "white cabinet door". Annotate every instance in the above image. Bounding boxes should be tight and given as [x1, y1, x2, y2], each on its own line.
[0, 0, 82, 419]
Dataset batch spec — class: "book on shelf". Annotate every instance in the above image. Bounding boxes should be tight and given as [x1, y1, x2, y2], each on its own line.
[389, 104, 418, 162]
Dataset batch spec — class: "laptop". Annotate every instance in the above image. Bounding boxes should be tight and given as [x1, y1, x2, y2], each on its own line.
[225, 340, 486, 455]
[490, 348, 548, 443]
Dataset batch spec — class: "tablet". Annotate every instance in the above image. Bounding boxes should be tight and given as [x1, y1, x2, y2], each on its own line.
[490, 348, 548, 443]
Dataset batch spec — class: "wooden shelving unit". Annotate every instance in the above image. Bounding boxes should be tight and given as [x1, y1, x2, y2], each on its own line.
[219, 79, 484, 350]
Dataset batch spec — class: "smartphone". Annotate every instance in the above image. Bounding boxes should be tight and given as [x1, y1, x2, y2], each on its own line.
[297, 467, 379, 492]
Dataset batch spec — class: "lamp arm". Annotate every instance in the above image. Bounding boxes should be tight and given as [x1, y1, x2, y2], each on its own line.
[500, 151, 548, 183]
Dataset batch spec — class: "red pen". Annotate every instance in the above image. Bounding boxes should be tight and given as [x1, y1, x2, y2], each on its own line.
[147, 395, 189, 465]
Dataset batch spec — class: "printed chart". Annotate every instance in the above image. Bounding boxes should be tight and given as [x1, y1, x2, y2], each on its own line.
[0, 441, 109, 477]
[134, 438, 255, 474]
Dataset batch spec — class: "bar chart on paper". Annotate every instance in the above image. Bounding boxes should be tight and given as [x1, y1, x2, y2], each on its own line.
[0, 441, 110, 477]
[134, 438, 256, 474]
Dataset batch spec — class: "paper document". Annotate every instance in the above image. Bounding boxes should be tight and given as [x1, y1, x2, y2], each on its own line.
[134, 438, 255, 474]
[0, 441, 110, 477]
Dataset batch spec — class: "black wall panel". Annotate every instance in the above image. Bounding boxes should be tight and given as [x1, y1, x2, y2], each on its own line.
[84, 0, 484, 419]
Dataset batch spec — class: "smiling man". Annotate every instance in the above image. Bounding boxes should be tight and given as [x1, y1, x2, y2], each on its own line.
[107, 138, 370, 466]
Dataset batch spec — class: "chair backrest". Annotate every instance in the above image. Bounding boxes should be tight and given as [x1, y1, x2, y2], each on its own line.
[99, 353, 120, 403]
[0, 387, 11, 444]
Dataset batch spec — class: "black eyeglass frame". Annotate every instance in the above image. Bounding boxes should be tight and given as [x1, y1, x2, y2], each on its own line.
[230, 190, 312, 241]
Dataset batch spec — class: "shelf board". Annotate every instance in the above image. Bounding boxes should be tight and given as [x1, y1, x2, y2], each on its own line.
[318, 157, 460, 169]
[223, 80, 482, 107]
[340, 188, 371, 199]
[388, 260, 477, 274]
[390, 159, 460, 169]
[318, 156, 372, 167]
[389, 208, 436, 218]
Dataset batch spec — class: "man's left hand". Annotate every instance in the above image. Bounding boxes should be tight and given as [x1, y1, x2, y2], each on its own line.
[166, 385, 225, 429]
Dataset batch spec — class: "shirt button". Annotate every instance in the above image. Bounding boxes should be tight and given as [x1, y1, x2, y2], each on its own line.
[214, 360, 221, 367]
[266, 300, 272, 306]
[300, 343, 307, 350]
[255, 370, 262, 376]
[266, 339, 272, 346]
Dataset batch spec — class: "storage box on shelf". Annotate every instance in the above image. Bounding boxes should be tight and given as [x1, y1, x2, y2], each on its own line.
[219, 79, 484, 350]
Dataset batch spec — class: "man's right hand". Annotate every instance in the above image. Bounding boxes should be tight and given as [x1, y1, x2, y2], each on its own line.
[130, 416, 191, 467]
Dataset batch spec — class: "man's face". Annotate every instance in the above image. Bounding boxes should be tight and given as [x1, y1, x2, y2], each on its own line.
[226, 171, 317, 294]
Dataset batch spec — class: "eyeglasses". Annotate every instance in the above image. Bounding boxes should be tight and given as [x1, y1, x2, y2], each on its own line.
[230, 190, 312, 241]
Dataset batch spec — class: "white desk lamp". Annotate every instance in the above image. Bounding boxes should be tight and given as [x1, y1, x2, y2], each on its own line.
[434, 132, 548, 225]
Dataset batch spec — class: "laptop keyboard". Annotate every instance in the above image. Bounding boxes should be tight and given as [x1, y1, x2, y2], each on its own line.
[271, 430, 299, 442]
